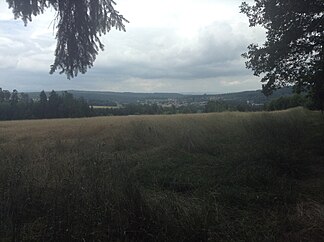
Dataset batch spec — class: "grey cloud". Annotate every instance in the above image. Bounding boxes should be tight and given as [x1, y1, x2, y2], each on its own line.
[0, 17, 56, 72]
[96, 21, 254, 81]
[0, 5, 265, 93]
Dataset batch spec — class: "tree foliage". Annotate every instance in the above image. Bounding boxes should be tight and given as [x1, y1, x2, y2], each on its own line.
[0, 88, 91, 120]
[240, 0, 324, 109]
[6, 0, 128, 78]
[266, 94, 308, 111]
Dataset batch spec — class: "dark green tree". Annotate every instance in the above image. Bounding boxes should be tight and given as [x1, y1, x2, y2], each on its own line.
[2, 90, 11, 102]
[267, 94, 308, 111]
[0, 88, 4, 102]
[205, 100, 228, 113]
[6, 0, 128, 78]
[60, 91, 74, 117]
[39, 90, 47, 105]
[19, 92, 30, 104]
[48, 90, 60, 117]
[10, 89, 19, 105]
[38, 90, 48, 118]
[240, 0, 324, 110]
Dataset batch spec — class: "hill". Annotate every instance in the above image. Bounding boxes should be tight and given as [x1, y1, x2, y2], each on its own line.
[214, 87, 293, 104]
[27, 90, 184, 104]
[26, 87, 293, 105]
[0, 108, 323, 241]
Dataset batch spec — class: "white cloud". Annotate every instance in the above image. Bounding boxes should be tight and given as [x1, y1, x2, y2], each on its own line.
[0, 0, 266, 93]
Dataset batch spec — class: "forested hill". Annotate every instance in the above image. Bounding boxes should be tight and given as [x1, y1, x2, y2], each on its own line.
[26, 87, 293, 105]
[27, 91, 184, 104]
[215, 87, 293, 104]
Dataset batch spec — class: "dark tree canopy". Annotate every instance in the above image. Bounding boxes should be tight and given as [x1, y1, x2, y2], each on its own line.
[6, 0, 128, 78]
[240, 0, 324, 108]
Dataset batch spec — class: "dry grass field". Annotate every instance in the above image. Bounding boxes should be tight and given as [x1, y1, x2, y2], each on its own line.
[0, 108, 323, 241]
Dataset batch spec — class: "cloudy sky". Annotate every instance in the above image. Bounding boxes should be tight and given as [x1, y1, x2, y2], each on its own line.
[0, 0, 265, 93]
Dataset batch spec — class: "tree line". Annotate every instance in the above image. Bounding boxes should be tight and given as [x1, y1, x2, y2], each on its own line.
[0, 88, 91, 120]
[0, 88, 311, 121]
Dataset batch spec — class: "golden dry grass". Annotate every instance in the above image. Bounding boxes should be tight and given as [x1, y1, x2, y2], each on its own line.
[0, 108, 323, 241]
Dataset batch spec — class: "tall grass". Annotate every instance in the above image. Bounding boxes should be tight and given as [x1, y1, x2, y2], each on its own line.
[0, 108, 323, 241]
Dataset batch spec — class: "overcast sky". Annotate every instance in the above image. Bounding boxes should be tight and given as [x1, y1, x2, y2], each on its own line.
[0, 0, 265, 93]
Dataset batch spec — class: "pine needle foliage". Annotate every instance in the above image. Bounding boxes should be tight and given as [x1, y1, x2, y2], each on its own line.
[6, 0, 128, 78]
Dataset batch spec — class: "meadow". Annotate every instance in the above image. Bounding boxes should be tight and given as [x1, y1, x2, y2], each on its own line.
[0, 108, 323, 241]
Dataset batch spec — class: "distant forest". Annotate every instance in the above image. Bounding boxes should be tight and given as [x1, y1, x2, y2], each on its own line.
[0, 88, 310, 121]
[0, 88, 91, 120]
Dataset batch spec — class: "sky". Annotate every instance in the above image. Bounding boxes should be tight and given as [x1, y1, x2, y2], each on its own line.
[0, 0, 265, 93]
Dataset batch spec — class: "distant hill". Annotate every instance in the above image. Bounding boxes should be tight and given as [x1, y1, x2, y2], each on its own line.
[213, 87, 293, 104]
[26, 87, 293, 105]
[27, 90, 184, 104]
[69, 90, 184, 104]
